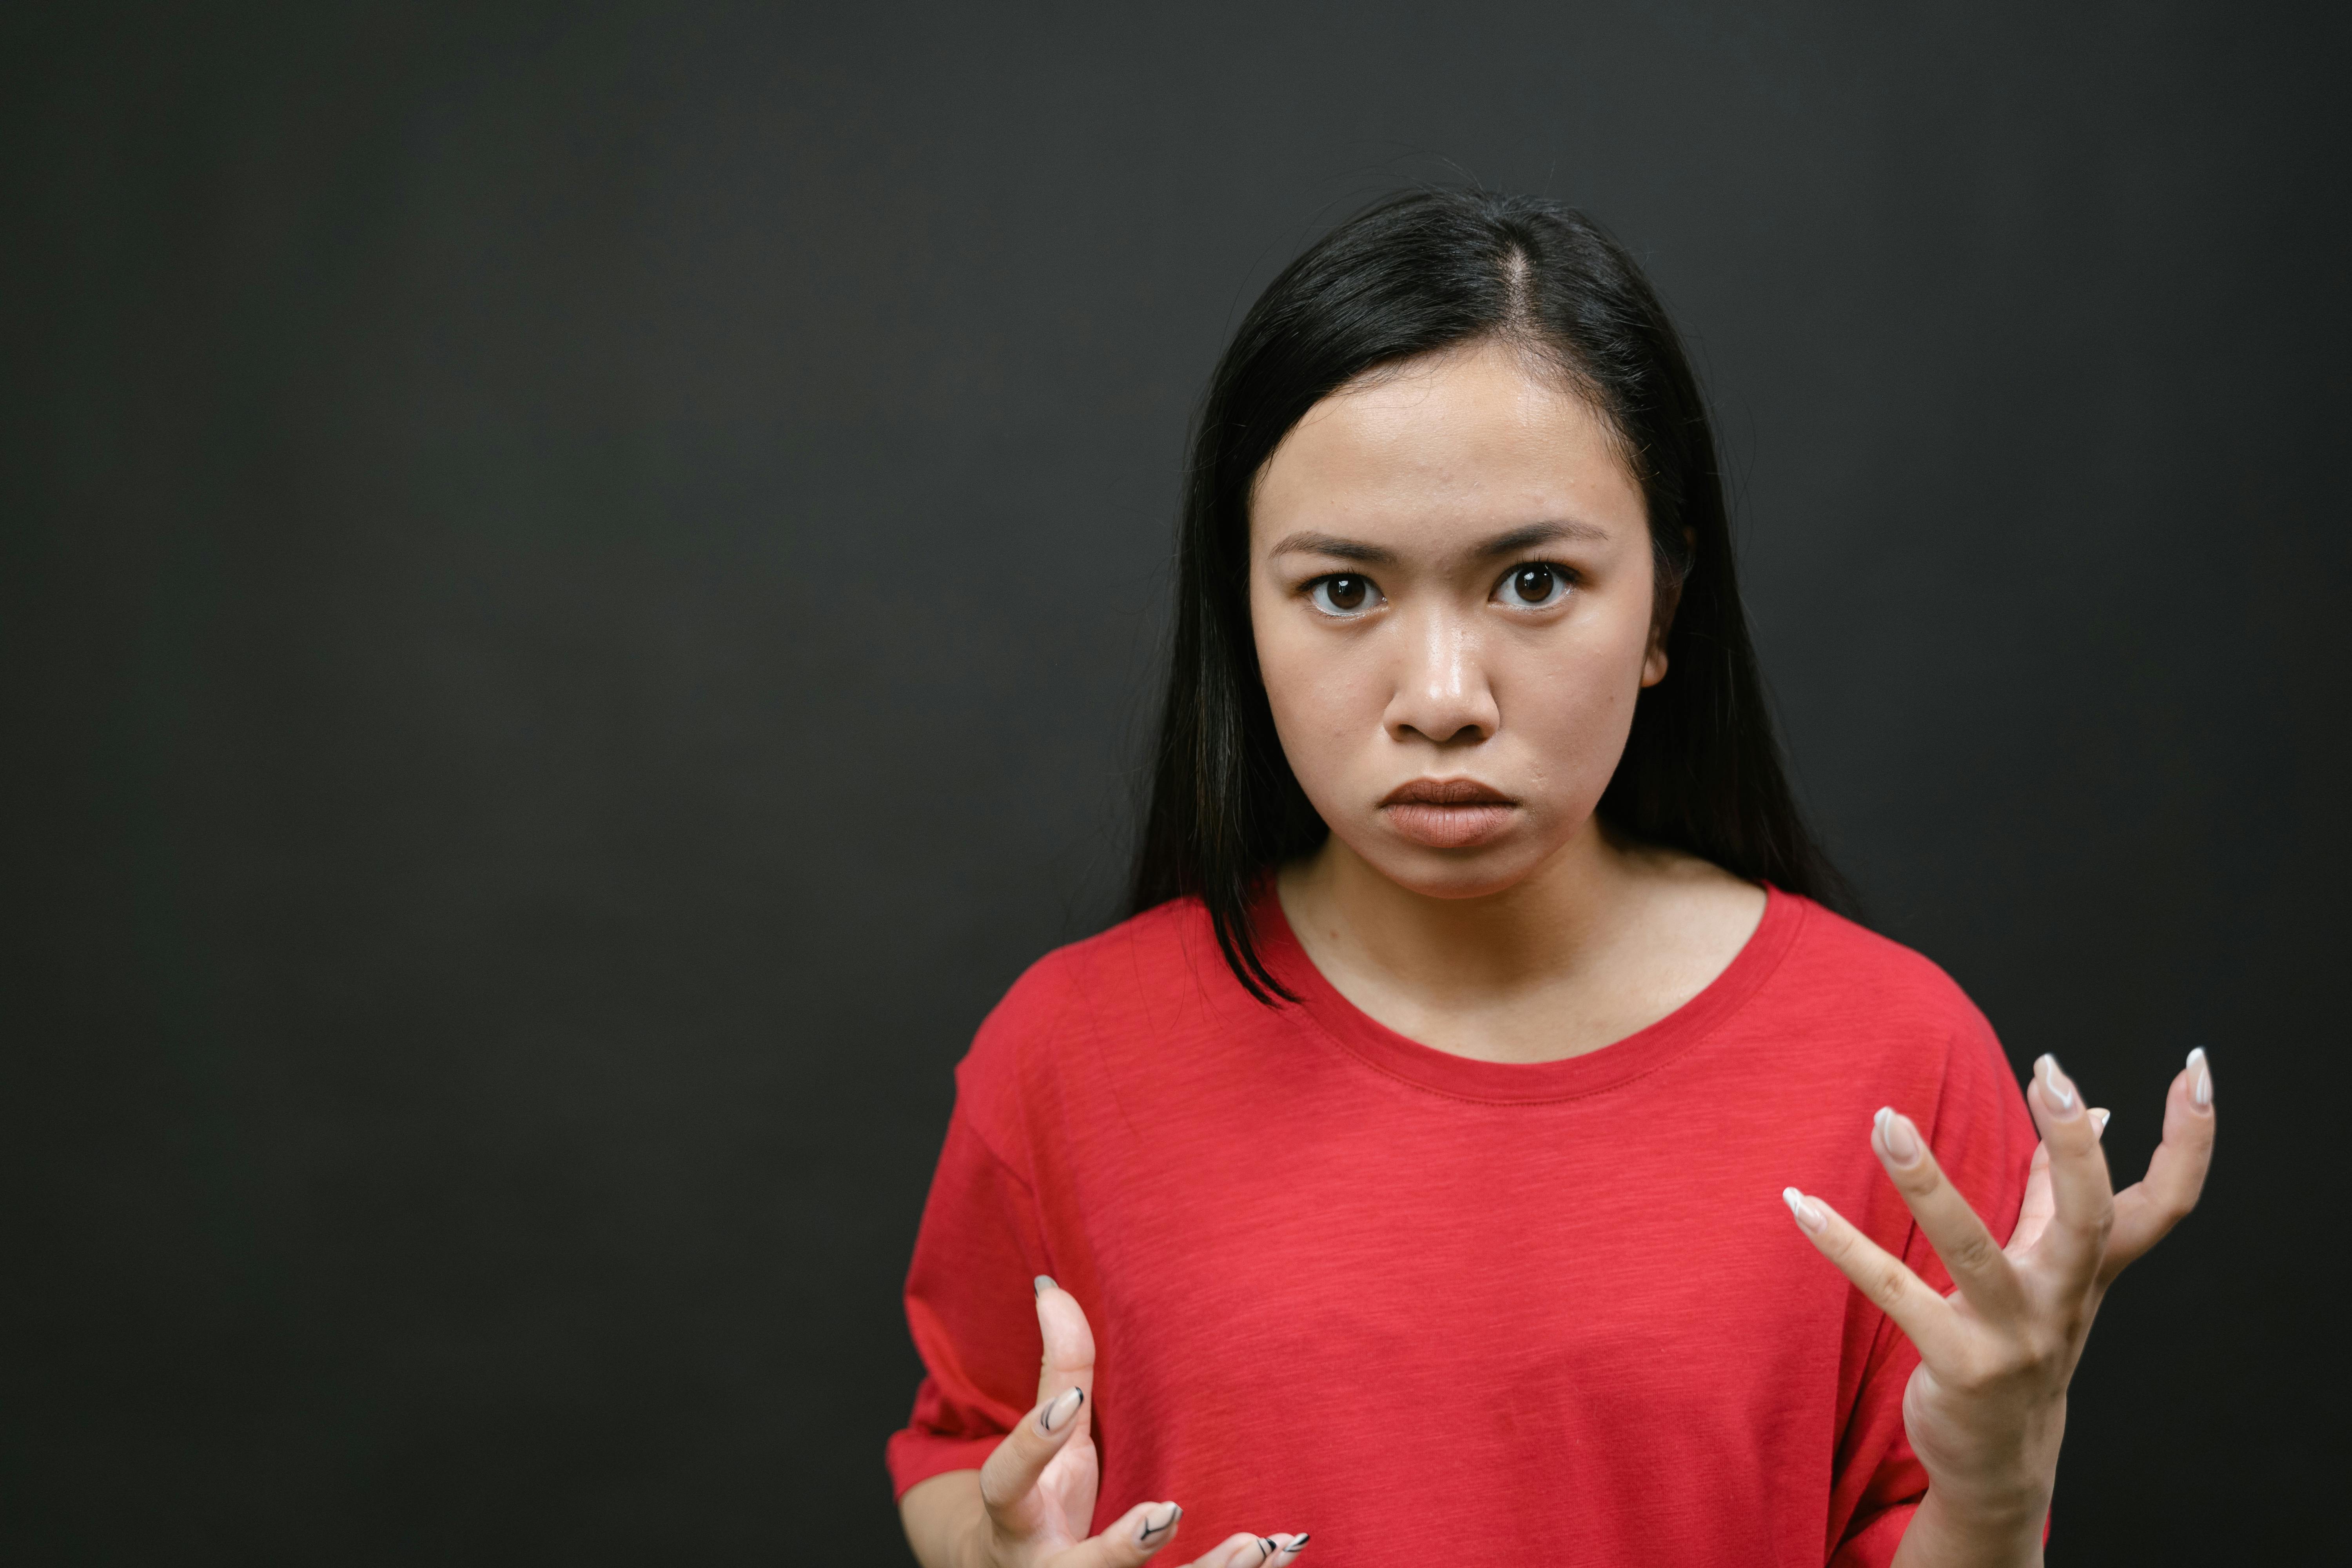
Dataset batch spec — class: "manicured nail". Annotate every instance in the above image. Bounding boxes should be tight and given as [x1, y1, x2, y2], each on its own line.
[1274, 1534, 1311, 1561]
[1138, 1503, 1180, 1543]
[2091, 1108, 2111, 1138]
[1034, 1275, 1056, 1296]
[2187, 1047, 2213, 1110]
[2036, 1054, 2079, 1115]
[1782, 1187, 1826, 1233]
[1875, 1107, 1923, 1167]
[1038, 1386, 1083, 1434]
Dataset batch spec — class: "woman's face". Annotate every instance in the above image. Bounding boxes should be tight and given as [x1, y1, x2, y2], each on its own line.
[1249, 338, 1664, 900]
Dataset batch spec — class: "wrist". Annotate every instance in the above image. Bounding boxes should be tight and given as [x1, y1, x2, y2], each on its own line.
[953, 1510, 996, 1568]
[1898, 1485, 2047, 1568]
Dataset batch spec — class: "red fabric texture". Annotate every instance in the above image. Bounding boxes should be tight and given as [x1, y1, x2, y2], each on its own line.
[888, 888, 2039, 1566]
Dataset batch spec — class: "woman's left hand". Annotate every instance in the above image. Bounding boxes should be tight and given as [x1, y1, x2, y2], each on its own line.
[1783, 1048, 2218, 1565]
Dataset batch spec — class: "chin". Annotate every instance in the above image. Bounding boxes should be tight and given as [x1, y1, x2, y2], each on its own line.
[1353, 833, 1554, 901]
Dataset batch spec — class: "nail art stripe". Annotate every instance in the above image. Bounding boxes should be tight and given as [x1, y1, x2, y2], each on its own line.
[2035, 1054, 2078, 1112]
[1038, 1387, 1083, 1433]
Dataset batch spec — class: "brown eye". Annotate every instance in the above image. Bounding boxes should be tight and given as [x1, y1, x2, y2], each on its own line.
[1310, 574, 1377, 615]
[1503, 563, 1567, 606]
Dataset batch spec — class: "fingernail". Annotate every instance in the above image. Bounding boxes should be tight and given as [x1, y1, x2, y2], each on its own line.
[2091, 1108, 2111, 1138]
[1038, 1386, 1083, 1434]
[1875, 1107, 1923, 1167]
[1782, 1186, 1826, 1233]
[1034, 1275, 1056, 1296]
[2188, 1047, 2213, 1111]
[2037, 1054, 2079, 1115]
[1274, 1534, 1311, 1561]
[1138, 1503, 1180, 1543]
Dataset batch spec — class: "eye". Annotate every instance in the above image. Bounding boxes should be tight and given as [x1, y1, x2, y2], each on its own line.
[1308, 574, 1382, 617]
[1497, 562, 1571, 608]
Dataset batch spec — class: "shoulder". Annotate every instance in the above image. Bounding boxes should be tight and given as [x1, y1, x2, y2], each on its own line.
[1764, 891, 2025, 1136]
[1769, 891, 1997, 1047]
[953, 898, 1240, 1132]
[968, 898, 1225, 1048]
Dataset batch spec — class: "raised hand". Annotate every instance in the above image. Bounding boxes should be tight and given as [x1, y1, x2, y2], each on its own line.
[904, 1277, 1308, 1568]
[1783, 1049, 2217, 1565]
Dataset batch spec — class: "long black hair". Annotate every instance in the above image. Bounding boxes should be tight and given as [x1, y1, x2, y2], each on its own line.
[1129, 189, 1851, 1004]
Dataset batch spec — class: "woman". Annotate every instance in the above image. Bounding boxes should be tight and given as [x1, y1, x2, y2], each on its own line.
[887, 191, 2215, 1568]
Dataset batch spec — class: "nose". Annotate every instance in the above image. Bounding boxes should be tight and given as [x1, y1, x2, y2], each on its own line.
[1382, 604, 1499, 746]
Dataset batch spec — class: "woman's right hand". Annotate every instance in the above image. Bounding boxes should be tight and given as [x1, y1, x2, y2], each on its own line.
[913, 1277, 1307, 1568]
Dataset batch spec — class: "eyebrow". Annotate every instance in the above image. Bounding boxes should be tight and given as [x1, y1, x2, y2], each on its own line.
[1267, 519, 1610, 563]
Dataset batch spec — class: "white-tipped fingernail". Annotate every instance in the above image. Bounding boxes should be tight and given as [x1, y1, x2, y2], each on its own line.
[1783, 1186, 1826, 1233]
[2091, 1108, 2111, 1138]
[2188, 1047, 2213, 1109]
[1038, 1386, 1083, 1433]
[1875, 1107, 1923, 1166]
[1274, 1535, 1311, 1561]
[2037, 1054, 2079, 1114]
[1138, 1503, 1180, 1543]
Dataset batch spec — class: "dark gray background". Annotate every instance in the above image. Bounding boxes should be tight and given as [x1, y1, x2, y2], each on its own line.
[5, 2, 2344, 1561]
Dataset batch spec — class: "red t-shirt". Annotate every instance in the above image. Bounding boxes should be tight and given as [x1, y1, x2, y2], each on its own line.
[888, 887, 2038, 1566]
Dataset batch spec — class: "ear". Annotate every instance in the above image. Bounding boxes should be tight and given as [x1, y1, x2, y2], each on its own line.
[1640, 528, 1695, 688]
[1640, 636, 1670, 688]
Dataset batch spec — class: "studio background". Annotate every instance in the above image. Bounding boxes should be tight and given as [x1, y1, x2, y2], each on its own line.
[5, 3, 2344, 1561]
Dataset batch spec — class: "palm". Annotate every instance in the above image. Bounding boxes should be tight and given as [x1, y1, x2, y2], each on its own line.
[1029, 1419, 1098, 1550]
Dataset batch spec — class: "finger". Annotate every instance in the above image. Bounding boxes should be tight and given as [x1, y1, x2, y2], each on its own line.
[1056, 1501, 1184, 1568]
[1869, 1107, 2025, 1318]
[976, 1382, 1089, 1520]
[1033, 1276, 1098, 1439]
[1200, 1534, 1310, 1568]
[2103, 1048, 2218, 1282]
[2022, 1054, 2115, 1287]
[1184, 1535, 1269, 1568]
[2009, 1139, 2054, 1254]
[2006, 1107, 2104, 1257]
[1783, 1187, 1965, 1365]
[1181, 1533, 1297, 1568]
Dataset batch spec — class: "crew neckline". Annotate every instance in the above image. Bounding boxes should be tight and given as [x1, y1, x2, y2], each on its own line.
[1256, 883, 1806, 1105]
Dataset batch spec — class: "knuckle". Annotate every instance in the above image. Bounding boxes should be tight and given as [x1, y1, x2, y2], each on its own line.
[1872, 1263, 1911, 1308]
[1944, 1227, 2000, 1278]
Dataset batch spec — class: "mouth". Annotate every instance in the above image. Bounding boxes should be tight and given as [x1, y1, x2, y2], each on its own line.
[1377, 777, 1518, 849]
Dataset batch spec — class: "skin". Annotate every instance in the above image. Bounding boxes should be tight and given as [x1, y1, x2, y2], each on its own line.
[900, 339, 2216, 1568]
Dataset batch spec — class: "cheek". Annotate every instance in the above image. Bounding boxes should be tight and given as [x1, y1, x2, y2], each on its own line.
[1257, 621, 1376, 758]
[1506, 626, 1651, 785]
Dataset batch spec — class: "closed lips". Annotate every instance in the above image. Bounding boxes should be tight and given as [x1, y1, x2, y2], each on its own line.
[1379, 778, 1513, 806]
[1379, 779, 1516, 847]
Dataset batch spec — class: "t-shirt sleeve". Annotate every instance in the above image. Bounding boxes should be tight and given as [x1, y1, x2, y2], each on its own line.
[884, 1107, 1056, 1499]
[1827, 1014, 2042, 1567]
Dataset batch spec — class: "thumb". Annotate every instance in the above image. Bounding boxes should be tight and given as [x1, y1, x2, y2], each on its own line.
[1033, 1276, 1097, 1421]
[976, 1383, 1091, 1524]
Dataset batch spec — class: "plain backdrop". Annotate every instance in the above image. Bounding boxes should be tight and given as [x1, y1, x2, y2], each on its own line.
[5, 2, 2346, 1561]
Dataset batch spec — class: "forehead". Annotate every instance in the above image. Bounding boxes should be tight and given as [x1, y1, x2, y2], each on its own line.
[1252, 339, 1644, 549]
